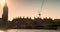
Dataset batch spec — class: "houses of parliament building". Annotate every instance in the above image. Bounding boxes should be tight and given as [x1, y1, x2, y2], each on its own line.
[0, 2, 60, 30]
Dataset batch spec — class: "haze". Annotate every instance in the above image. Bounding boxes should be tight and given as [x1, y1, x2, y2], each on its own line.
[0, 0, 60, 21]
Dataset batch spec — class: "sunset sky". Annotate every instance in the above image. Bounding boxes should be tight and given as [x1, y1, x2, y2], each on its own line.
[0, 0, 60, 21]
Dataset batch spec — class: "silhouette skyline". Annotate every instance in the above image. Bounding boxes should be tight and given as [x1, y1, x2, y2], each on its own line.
[0, 0, 60, 21]
[0, 0, 60, 30]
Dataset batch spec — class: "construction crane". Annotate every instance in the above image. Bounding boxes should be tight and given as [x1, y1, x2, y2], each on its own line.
[38, 0, 45, 18]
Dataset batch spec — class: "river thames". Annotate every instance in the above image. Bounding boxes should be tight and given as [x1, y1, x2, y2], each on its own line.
[0, 29, 60, 32]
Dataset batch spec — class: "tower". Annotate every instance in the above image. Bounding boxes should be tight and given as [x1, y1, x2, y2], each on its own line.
[2, 2, 8, 22]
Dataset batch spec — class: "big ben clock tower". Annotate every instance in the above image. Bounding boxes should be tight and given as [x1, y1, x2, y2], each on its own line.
[2, 2, 8, 22]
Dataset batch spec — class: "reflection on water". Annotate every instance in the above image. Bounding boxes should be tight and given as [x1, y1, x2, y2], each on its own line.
[1, 29, 60, 32]
[0, 30, 5, 32]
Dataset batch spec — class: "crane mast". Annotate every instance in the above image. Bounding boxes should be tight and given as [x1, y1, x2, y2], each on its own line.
[38, 0, 45, 18]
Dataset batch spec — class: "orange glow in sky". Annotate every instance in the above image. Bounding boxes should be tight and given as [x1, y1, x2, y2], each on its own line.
[0, 0, 5, 5]
[0, 0, 60, 21]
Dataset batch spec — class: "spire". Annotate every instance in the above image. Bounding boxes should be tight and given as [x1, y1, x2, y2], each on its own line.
[4, 0, 7, 7]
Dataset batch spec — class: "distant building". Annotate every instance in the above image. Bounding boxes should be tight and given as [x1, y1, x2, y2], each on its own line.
[2, 2, 8, 22]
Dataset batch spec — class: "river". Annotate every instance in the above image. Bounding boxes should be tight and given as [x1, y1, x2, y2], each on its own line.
[0, 29, 59, 32]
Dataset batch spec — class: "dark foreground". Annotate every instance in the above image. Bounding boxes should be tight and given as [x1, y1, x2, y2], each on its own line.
[0, 17, 60, 30]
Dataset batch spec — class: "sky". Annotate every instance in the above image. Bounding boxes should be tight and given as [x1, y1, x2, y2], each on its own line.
[0, 0, 60, 21]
